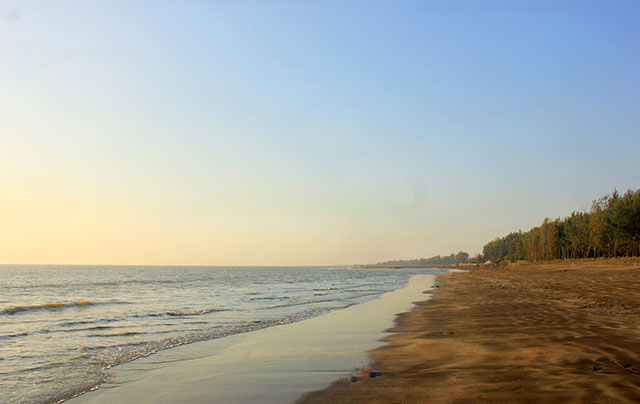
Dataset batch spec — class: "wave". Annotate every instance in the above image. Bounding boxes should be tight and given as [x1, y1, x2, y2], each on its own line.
[165, 308, 224, 317]
[89, 331, 141, 337]
[63, 325, 115, 332]
[249, 296, 290, 301]
[58, 318, 121, 328]
[0, 331, 29, 339]
[0, 300, 94, 315]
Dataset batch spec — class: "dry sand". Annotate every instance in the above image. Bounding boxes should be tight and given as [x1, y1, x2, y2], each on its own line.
[299, 260, 640, 404]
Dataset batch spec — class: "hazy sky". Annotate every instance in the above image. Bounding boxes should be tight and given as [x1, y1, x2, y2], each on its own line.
[1, 1, 639, 265]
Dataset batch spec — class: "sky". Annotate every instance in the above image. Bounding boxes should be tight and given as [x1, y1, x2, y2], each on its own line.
[1, 1, 639, 265]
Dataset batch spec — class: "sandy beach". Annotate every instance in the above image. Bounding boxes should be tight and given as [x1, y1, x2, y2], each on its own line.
[300, 260, 640, 403]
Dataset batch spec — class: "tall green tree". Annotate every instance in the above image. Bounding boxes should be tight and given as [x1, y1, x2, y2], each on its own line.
[481, 189, 640, 262]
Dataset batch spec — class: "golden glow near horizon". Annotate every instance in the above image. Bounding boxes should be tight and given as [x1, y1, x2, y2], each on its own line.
[0, 113, 478, 265]
[1, 87, 483, 266]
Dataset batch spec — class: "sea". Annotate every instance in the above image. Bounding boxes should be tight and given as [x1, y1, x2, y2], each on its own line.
[0, 265, 444, 404]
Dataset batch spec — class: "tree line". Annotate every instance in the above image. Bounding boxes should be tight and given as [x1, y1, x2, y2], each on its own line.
[379, 251, 470, 266]
[482, 189, 640, 263]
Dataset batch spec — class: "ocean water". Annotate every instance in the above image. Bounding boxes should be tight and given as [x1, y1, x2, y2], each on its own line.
[0, 265, 443, 404]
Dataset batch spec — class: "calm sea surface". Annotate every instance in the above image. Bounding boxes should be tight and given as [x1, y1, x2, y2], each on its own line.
[0, 265, 443, 404]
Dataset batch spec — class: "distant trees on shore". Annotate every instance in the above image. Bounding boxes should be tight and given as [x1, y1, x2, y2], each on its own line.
[379, 251, 470, 266]
[482, 189, 640, 263]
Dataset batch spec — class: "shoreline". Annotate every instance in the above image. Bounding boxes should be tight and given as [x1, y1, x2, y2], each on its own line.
[299, 259, 640, 403]
[358, 256, 640, 270]
[69, 274, 437, 404]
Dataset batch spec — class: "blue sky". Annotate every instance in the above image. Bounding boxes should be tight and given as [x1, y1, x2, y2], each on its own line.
[1, 1, 639, 264]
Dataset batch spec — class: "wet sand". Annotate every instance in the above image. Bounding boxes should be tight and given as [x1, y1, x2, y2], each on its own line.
[299, 260, 640, 403]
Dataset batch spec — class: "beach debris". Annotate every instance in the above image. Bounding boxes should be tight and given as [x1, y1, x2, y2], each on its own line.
[613, 360, 640, 374]
[350, 367, 363, 382]
[590, 364, 602, 371]
[351, 367, 383, 381]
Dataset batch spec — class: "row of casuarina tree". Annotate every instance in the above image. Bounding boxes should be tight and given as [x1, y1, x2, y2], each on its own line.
[482, 189, 640, 263]
[378, 189, 639, 266]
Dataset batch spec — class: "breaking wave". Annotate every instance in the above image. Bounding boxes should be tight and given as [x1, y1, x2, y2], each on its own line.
[165, 308, 225, 317]
[0, 300, 94, 315]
